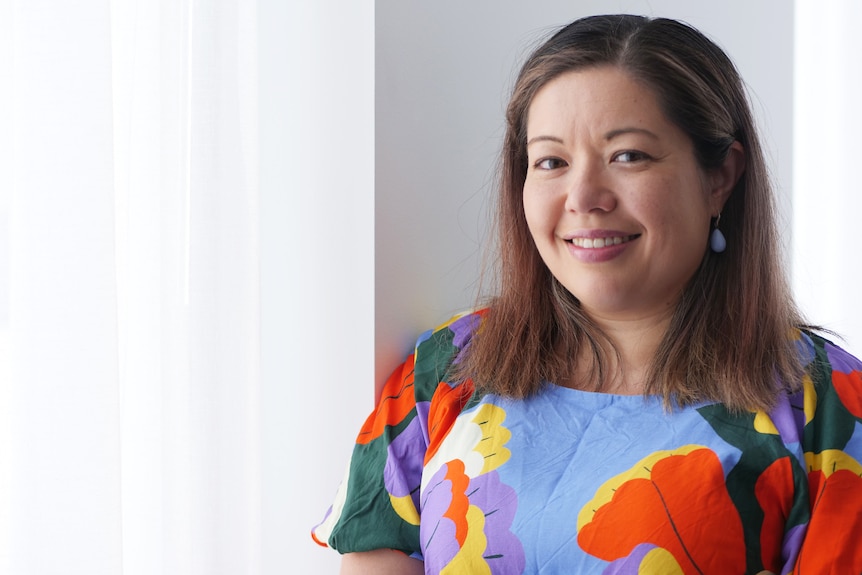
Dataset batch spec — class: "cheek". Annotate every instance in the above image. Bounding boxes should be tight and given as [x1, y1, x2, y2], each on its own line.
[522, 183, 560, 229]
[521, 189, 545, 238]
[655, 197, 712, 265]
[648, 178, 712, 233]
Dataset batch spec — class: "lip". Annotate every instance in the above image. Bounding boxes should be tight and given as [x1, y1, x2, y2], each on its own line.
[563, 230, 640, 263]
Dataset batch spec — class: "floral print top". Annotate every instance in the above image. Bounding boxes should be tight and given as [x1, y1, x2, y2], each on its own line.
[312, 310, 862, 573]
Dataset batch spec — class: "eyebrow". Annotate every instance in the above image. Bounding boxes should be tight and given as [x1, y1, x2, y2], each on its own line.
[526, 127, 660, 147]
[526, 135, 564, 147]
[604, 127, 660, 141]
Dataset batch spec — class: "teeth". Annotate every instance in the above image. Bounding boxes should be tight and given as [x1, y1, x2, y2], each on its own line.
[570, 235, 633, 248]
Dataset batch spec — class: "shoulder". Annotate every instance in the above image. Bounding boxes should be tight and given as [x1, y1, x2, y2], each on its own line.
[414, 308, 486, 356]
[793, 328, 862, 446]
[409, 309, 486, 399]
[796, 328, 862, 387]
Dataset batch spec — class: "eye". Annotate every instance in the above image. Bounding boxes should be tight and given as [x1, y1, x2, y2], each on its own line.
[612, 150, 652, 163]
[533, 157, 568, 171]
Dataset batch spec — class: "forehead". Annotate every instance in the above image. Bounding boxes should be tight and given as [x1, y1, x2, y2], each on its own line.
[526, 66, 671, 136]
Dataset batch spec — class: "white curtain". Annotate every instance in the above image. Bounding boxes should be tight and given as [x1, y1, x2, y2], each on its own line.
[0, 1, 261, 573]
[793, 0, 862, 352]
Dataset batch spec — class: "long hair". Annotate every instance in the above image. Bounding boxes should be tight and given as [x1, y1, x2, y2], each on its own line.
[459, 14, 805, 411]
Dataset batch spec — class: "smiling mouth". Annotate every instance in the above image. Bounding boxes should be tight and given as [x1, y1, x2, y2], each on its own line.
[568, 234, 639, 249]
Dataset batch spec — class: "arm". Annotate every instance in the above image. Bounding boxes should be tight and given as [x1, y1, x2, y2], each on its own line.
[340, 550, 424, 575]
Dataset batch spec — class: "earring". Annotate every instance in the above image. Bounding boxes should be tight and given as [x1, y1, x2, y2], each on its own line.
[710, 214, 726, 253]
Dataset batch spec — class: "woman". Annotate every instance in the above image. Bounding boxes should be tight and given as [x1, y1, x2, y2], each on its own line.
[313, 14, 862, 574]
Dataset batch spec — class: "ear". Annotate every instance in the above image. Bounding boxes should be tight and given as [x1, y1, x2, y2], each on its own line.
[708, 140, 745, 215]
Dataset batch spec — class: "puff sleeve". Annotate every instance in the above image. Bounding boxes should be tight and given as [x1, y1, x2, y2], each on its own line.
[311, 311, 480, 557]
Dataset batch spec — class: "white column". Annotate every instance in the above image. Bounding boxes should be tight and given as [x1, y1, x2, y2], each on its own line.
[793, 0, 862, 352]
[260, 0, 375, 573]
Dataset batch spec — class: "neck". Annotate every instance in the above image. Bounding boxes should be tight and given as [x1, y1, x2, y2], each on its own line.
[570, 310, 673, 395]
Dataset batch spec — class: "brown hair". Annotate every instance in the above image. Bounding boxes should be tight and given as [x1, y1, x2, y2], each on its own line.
[459, 14, 805, 411]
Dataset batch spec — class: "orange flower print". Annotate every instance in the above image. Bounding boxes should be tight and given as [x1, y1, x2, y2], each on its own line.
[832, 370, 862, 421]
[356, 353, 417, 445]
[578, 446, 745, 574]
[425, 379, 477, 464]
[793, 450, 862, 572]
[422, 459, 524, 575]
[421, 403, 524, 574]
[826, 340, 862, 420]
[424, 403, 512, 481]
[755, 457, 796, 573]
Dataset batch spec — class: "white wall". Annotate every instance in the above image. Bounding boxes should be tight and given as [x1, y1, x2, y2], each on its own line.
[375, 0, 795, 387]
[261, 1, 374, 573]
[793, 1, 862, 352]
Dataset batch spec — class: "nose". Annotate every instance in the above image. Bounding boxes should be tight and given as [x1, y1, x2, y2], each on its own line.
[563, 161, 616, 213]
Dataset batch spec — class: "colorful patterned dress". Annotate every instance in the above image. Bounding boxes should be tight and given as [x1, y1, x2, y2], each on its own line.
[312, 311, 862, 573]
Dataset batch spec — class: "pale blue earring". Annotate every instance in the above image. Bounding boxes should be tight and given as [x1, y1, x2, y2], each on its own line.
[710, 214, 726, 253]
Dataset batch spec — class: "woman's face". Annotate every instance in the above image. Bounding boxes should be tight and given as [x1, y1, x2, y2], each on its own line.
[523, 66, 726, 324]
